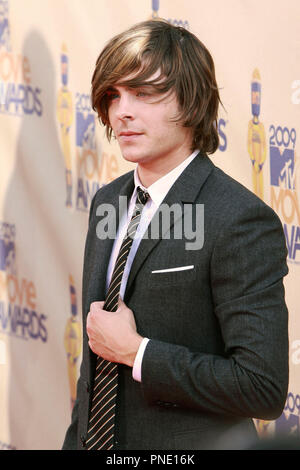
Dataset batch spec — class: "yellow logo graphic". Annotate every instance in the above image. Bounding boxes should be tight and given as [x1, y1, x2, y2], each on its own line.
[255, 418, 273, 438]
[64, 275, 81, 409]
[57, 44, 73, 208]
[247, 69, 266, 200]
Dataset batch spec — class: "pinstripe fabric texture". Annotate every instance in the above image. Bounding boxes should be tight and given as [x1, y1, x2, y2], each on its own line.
[86, 187, 150, 450]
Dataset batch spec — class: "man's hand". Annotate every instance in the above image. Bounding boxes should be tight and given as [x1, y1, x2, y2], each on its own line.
[86, 298, 143, 367]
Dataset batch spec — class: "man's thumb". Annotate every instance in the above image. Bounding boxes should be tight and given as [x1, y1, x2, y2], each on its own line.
[117, 296, 125, 309]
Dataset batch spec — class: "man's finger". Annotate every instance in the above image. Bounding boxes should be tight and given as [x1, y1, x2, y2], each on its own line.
[117, 296, 125, 310]
[90, 300, 105, 312]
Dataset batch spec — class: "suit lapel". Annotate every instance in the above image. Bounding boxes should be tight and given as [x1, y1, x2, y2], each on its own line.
[124, 153, 214, 299]
[85, 173, 135, 381]
[86, 173, 135, 306]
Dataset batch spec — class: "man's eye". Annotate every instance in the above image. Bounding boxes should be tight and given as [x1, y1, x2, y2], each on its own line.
[106, 90, 119, 100]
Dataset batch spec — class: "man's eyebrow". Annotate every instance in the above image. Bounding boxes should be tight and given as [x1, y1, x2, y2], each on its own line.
[109, 83, 157, 91]
[106, 86, 118, 92]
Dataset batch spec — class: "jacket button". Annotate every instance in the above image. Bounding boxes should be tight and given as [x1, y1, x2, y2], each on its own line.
[85, 381, 89, 393]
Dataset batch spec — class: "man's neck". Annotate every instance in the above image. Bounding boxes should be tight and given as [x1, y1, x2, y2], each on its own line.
[136, 149, 195, 187]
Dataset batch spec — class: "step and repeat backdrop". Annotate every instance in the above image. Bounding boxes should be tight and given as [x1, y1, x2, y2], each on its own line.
[0, 0, 299, 450]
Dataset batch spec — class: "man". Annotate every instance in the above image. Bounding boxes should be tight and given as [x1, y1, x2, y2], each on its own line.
[63, 19, 289, 450]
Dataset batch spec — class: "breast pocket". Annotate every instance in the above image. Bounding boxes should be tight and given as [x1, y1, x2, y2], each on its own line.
[149, 265, 196, 287]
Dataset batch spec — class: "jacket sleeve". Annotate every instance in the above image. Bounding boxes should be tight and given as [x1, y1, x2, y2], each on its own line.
[62, 396, 79, 449]
[140, 202, 289, 420]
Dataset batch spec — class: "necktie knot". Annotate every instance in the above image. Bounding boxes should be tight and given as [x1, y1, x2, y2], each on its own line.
[136, 186, 150, 206]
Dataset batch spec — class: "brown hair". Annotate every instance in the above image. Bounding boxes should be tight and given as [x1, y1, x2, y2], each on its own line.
[91, 19, 221, 154]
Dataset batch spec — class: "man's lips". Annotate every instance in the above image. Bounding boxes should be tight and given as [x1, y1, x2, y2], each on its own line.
[118, 131, 143, 137]
[118, 131, 143, 143]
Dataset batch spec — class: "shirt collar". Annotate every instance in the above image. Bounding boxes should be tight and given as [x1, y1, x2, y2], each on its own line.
[133, 150, 199, 208]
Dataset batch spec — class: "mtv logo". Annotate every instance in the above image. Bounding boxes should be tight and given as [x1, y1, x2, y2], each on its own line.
[270, 146, 295, 189]
[0, 0, 11, 52]
[0, 237, 16, 274]
[76, 112, 95, 149]
[275, 412, 300, 436]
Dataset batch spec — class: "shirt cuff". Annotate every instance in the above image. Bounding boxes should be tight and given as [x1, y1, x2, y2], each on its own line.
[132, 337, 150, 382]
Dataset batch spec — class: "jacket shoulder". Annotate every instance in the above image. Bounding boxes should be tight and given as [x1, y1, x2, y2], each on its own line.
[86, 170, 134, 225]
[93, 170, 134, 202]
[206, 164, 279, 219]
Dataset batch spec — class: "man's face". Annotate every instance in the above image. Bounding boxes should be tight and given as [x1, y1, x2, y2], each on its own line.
[107, 73, 193, 175]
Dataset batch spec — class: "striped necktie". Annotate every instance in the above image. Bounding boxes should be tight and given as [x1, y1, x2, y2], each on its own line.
[85, 186, 150, 450]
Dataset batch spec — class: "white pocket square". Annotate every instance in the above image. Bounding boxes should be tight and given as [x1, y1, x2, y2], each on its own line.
[151, 265, 194, 274]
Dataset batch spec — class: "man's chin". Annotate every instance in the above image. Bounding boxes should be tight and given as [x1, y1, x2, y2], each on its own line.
[121, 151, 146, 164]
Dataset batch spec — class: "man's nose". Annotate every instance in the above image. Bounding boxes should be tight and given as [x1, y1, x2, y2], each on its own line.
[116, 93, 134, 120]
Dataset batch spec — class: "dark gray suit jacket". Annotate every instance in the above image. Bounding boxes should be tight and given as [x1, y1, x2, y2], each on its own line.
[63, 153, 289, 450]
